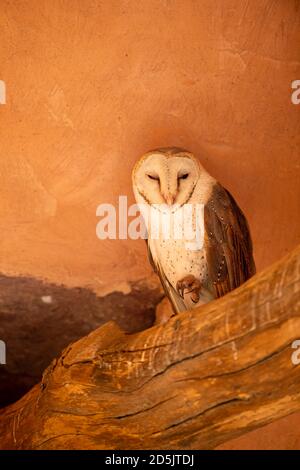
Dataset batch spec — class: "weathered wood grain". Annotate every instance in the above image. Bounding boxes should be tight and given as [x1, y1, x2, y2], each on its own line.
[0, 245, 300, 449]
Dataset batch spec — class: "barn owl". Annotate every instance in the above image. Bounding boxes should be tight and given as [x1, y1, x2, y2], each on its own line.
[132, 147, 255, 317]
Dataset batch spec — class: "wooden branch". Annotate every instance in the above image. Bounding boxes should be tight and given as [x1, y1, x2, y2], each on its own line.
[1, 245, 300, 450]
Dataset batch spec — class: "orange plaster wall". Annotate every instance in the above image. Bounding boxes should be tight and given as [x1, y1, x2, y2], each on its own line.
[0, 0, 300, 449]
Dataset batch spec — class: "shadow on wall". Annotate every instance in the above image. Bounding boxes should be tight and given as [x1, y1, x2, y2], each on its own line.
[0, 274, 163, 408]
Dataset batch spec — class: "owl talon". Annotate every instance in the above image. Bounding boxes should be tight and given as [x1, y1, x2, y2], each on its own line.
[191, 292, 200, 303]
[177, 285, 184, 298]
[176, 275, 201, 303]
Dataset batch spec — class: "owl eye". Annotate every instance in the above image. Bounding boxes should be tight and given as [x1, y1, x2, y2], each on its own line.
[147, 174, 159, 181]
[178, 173, 189, 180]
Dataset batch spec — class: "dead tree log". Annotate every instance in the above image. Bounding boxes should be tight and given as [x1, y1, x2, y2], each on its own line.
[0, 245, 300, 450]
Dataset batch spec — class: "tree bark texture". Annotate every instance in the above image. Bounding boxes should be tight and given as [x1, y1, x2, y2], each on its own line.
[0, 245, 300, 449]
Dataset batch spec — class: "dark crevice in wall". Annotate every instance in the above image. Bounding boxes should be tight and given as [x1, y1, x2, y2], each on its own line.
[0, 274, 163, 408]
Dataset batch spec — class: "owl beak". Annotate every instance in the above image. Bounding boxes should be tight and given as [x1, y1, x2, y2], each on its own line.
[164, 194, 175, 206]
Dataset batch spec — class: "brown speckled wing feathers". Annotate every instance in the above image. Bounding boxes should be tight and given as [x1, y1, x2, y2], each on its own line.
[204, 184, 256, 298]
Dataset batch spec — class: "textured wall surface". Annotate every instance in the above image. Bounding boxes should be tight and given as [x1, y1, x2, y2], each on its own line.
[1, 0, 300, 292]
[0, 0, 300, 449]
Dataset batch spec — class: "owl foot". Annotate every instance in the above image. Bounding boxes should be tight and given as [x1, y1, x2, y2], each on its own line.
[176, 275, 202, 303]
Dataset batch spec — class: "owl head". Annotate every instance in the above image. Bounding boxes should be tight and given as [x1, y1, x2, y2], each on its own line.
[132, 147, 202, 207]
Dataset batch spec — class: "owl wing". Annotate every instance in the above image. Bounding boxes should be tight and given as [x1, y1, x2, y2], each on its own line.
[204, 183, 256, 298]
[146, 239, 187, 314]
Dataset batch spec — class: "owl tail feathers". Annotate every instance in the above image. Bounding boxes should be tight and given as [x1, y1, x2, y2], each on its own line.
[167, 286, 187, 315]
